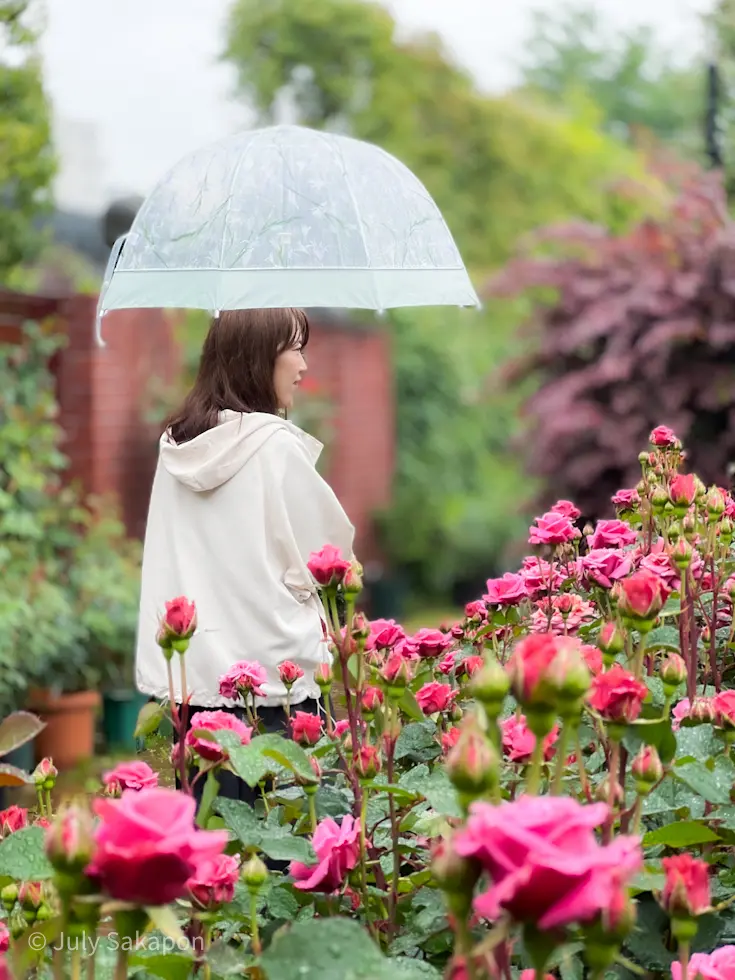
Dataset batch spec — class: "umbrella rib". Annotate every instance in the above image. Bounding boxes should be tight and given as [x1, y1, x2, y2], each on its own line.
[334, 139, 372, 275]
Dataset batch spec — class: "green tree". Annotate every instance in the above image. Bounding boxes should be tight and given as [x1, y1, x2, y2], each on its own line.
[0, 0, 55, 276]
[518, 4, 704, 157]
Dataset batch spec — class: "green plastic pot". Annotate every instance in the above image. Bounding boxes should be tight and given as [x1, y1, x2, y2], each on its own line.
[102, 690, 149, 751]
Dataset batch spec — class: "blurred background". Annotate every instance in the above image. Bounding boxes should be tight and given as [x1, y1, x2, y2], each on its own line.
[2, 0, 734, 770]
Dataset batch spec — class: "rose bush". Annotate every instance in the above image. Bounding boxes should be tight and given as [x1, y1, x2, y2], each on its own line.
[3, 426, 735, 979]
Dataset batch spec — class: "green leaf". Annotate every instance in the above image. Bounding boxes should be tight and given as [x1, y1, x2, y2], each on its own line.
[676, 724, 718, 761]
[643, 821, 720, 847]
[257, 734, 316, 783]
[213, 798, 315, 862]
[144, 906, 189, 945]
[646, 625, 681, 652]
[422, 769, 462, 817]
[225, 744, 272, 788]
[213, 798, 264, 846]
[314, 786, 352, 820]
[392, 960, 442, 978]
[259, 832, 314, 864]
[676, 759, 734, 804]
[0, 827, 53, 880]
[398, 689, 425, 724]
[266, 884, 301, 920]
[129, 952, 194, 980]
[205, 940, 247, 977]
[0, 712, 45, 757]
[134, 701, 166, 738]
[395, 723, 441, 763]
[259, 917, 388, 980]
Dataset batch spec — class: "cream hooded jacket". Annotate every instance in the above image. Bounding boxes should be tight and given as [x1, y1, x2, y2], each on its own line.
[135, 410, 355, 708]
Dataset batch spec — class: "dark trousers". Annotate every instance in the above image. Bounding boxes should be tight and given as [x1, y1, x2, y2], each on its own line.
[173, 698, 321, 806]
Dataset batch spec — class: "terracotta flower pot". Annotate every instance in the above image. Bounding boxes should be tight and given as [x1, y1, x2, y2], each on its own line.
[27, 689, 101, 770]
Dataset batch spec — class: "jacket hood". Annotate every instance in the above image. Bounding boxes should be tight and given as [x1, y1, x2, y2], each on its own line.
[159, 410, 322, 491]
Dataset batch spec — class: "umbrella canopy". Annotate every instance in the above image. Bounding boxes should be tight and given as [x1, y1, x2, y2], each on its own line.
[96, 124, 479, 342]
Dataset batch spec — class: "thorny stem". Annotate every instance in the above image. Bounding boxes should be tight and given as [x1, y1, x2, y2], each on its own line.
[36, 787, 46, 818]
[387, 706, 401, 937]
[633, 632, 648, 681]
[526, 734, 546, 795]
[604, 739, 621, 844]
[631, 795, 643, 836]
[308, 792, 317, 833]
[551, 722, 572, 795]
[166, 659, 176, 717]
[679, 941, 690, 980]
[249, 891, 261, 956]
[327, 592, 363, 816]
[44, 788, 52, 817]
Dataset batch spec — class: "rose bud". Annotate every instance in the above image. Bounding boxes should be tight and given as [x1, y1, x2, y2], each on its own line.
[595, 775, 624, 805]
[455, 655, 484, 682]
[660, 854, 710, 921]
[446, 714, 499, 803]
[631, 745, 663, 794]
[720, 517, 734, 546]
[379, 650, 413, 697]
[1, 884, 17, 912]
[707, 487, 727, 519]
[687, 697, 716, 726]
[343, 559, 364, 596]
[33, 758, 57, 791]
[598, 621, 625, 664]
[469, 659, 510, 715]
[158, 596, 197, 654]
[360, 686, 384, 719]
[670, 538, 693, 569]
[314, 661, 333, 693]
[45, 802, 95, 877]
[307, 545, 351, 590]
[355, 744, 382, 781]
[614, 569, 669, 630]
[668, 474, 697, 515]
[351, 612, 370, 642]
[290, 711, 323, 747]
[659, 653, 686, 694]
[651, 486, 670, 513]
[241, 854, 269, 892]
[18, 882, 43, 913]
[278, 661, 304, 689]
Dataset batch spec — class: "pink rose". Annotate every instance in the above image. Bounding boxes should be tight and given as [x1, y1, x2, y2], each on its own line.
[519, 556, 566, 597]
[456, 655, 484, 680]
[0, 805, 27, 837]
[416, 682, 458, 715]
[187, 852, 241, 910]
[588, 665, 648, 723]
[186, 710, 252, 763]
[441, 727, 460, 754]
[290, 815, 360, 892]
[411, 627, 452, 659]
[102, 760, 159, 795]
[218, 660, 267, 700]
[587, 520, 637, 550]
[333, 719, 350, 738]
[551, 499, 581, 520]
[87, 788, 228, 905]
[465, 600, 487, 622]
[672, 948, 735, 980]
[529, 511, 580, 546]
[360, 686, 384, 713]
[0, 922, 8, 953]
[611, 488, 641, 509]
[438, 651, 456, 675]
[580, 644, 603, 676]
[639, 550, 680, 590]
[579, 549, 634, 590]
[307, 545, 351, 587]
[484, 572, 528, 607]
[661, 853, 710, 917]
[530, 595, 596, 636]
[714, 690, 735, 728]
[669, 473, 697, 508]
[501, 715, 558, 764]
[278, 661, 305, 687]
[615, 569, 670, 622]
[160, 596, 198, 643]
[454, 796, 642, 929]
[650, 425, 680, 448]
[291, 711, 322, 746]
[671, 698, 691, 731]
[367, 619, 406, 652]
[379, 650, 413, 687]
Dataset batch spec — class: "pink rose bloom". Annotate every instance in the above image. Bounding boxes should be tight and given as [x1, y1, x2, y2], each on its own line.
[87, 788, 228, 906]
[456, 655, 484, 680]
[587, 520, 637, 550]
[441, 727, 460, 754]
[484, 572, 528, 607]
[0, 805, 27, 837]
[333, 719, 350, 738]
[218, 660, 267, 700]
[529, 511, 580, 546]
[187, 852, 241, 910]
[714, 690, 735, 728]
[366, 619, 406, 652]
[530, 595, 596, 636]
[411, 627, 452, 659]
[520, 557, 566, 596]
[291, 711, 323, 746]
[416, 682, 458, 715]
[551, 499, 581, 520]
[611, 488, 641, 509]
[672, 947, 735, 980]
[465, 600, 487, 622]
[185, 711, 253, 763]
[160, 596, 197, 642]
[437, 651, 456, 675]
[0, 921, 8, 953]
[661, 853, 710, 917]
[669, 473, 697, 508]
[639, 550, 680, 590]
[501, 715, 558, 764]
[588, 665, 648, 723]
[307, 545, 351, 587]
[454, 796, 642, 929]
[671, 698, 690, 731]
[278, 661, 305, 686]
[579, 549, 634, 590]
[580, 644, 603, 676]
[290, 815, 360, 892]
[650, 425, 680, 448]
[102, 760, 159, 795]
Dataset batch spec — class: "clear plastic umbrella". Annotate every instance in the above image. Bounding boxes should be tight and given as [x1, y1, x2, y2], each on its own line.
[96, 124, 479, 343]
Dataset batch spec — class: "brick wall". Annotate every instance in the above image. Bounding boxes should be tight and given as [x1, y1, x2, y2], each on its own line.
[0, 290, 395, 559]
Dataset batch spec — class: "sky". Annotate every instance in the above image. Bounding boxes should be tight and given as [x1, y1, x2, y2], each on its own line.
[40, 0, 714, 212]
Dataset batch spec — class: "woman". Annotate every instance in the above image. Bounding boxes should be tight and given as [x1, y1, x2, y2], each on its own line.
[135, 308, 355, 802]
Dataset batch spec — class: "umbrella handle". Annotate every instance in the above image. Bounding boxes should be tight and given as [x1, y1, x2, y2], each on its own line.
[95, 234, 127, 347]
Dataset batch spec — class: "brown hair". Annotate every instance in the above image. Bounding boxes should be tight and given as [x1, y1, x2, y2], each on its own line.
[166, 308, 309, 444]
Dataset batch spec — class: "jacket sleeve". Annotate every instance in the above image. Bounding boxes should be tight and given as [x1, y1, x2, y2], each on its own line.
[274, 431, 356, 596]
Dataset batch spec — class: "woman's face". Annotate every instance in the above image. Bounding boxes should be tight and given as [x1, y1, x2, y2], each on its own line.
[273, 338, 307, 411]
